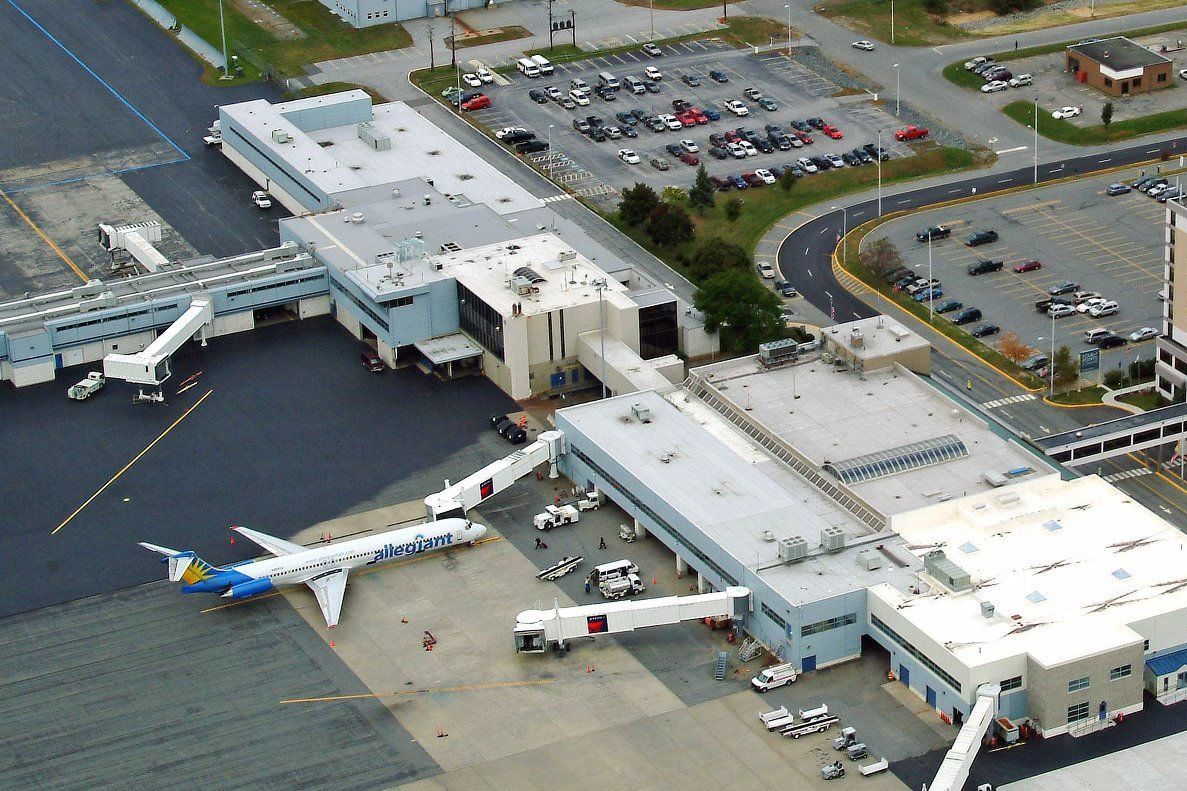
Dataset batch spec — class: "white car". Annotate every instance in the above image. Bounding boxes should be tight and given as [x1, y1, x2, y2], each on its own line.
[1076, 297, 1106, 314]
[738, 140, 758, 157]
[981, 80, 1009, 93]
[826, 153, 844, 168]
[1048, 303, 1076, 318]
[644, 66, 663, 81]
[495, 126, 529, 139]
[679, 139, 699, 153]
[1130, 327, 1158, 342]
[965, 56, 988, 70]
[797, 156, 818, 174]
[660, 113, 683, 130]
[462, 73, 482, 88]
[605, 126, 623, 139]
[251, 190, 272, 209]
[1052, 106, 1081, 119]
[851, 40, 875, 51]
[757, 262, 777, 279]
[726, 100, 749, 117]
[1180, 68, 1187, 80]
[202, 133, 222, 146]
[1089, 300, 1119, 318]
[570, 90, 590, 106]
[1008, 73, 1033, 87]
[476, 67, 494, 84]
[755, 168, 776, 184]
[726, 142, 746, 159]
[617, 148, 641, 164]
[1149, 183, 1171, 198]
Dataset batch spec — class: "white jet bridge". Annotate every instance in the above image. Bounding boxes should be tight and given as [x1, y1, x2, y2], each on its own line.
[514, 586, 751, 654]
[928, 684, 1000, 791]
[103, 296, 213, 400]
[98, 222, 169, 273]
[425, 430, 566, 520]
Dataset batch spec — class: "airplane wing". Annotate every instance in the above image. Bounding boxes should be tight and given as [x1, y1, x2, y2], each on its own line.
[305, 569, 348, 629]
[231, 526, 306, 557]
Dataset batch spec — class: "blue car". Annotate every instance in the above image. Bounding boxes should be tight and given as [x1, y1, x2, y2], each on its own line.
[914, 287, 942, 302]
[702, 108, 721, 121]
[730, 174, 748, 189]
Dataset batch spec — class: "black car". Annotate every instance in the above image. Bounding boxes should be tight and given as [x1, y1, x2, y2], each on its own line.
[935, 299, 963, 314]
[681, 74, 701, 86]
[952, 307, 983, 325]
[646, 117, 666, 132]
[586, 115, 603, 127]
[806, 117, 825, 130]
[595, 86, 617, 101]
[710, 175, 732, 191]
[709, 70, 728, 83]
[739, 127, 759, 143]
[615, 111, 636, 126]
[810, 155, 831, 170]
[894, 274, 919, 289]
[790, 120, 811, 132]
[854, 148, 873, 164]
[970, 324, 1000, 338]
[775, 280, 797, 297]
[644, 80, 661, 93]
[501, 130, 536, 144]
[966, 230, 999, 246]
[709, 146, 728, 160]
[630, 108, 649, 122]
[755, 139, 774, 154]
[665, 143, 684, 156]
[772, 134, 792, 151]
[1098, 334, 1128, 349]
[1048, 280, 1079, 296]
[730, 174, 748, 189]
[528, 89, 548, 104]
[672, 99, 691, 112]
[515, 139, 549, 154]
[841, 152, 861, 166]
[589, 127, 607, 142]
[621, 126, 638, 138]
[968, 259, 1004, 276]
[862, 143, 890, 161]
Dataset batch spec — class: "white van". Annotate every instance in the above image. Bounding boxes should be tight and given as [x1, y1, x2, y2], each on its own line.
[570, 77, 591, 93]
[587, 558, 639, 585]
[751, 663, 798, 692]
[517, 58, 541, 78]
[597, 71, 620, 90]
[530, 54, 554, 75]
[623, 75, 646, 94]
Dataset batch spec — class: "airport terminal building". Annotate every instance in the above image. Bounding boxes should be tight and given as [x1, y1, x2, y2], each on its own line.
[555, 317, 1187, 736]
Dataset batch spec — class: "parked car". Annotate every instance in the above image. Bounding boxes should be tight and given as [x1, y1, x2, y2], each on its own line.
[678, 152, 700, 165]
[965, 56, 989, 70]
[681, 73, 701, 86]
[895, 125, 929, 141]
[754, 168, 776, 184]
[758, 97, 778, 111]
[1130, 327, 1159, 342]
[914, 287, 943, 302]
[1088, 300, 1119, 318]
[822, 124, 843, 139]
[826, 153, 845, 168]
[642, 42, 662, 56]
[907, 278, 941, 295]
[1013, 260, 1042, 273]
[775, 280, 797, 297]
[528, 88, 548, 103]
[1049, 280, 1079, 296]
[1052, 106, 1082, 119]
[1022, 354, 1050, 371]
[742, 171, 765, 187]
[360, 350, 384, 371]
[966, 229, 999, 247]
[726, 100, 749, 116]
[916, 225, 951, 242]
[1084, 328, 1112, 345]
[935, 299, 963, 314]
[1048, 303, 1077, 318]
[952, 307, 983, 325]
[981, 80, 1009, 93]
[1159, 187, 1183, 203]
[971, 324, 1000, 338]
[645, 66, 663, 80]
[570, 90, 590, 106]
[463, 73, 483, 88]
[841, 152, 861, 166]
[730, 174, 748, 189]
[1008, 74, 1033, 87]
[756, 262, 777, 279]
[708, 146, 728, 160]
[644, 80, 660, 93]
[617, 148, 641, 164]
[738, 140, 758, 157]
[1098, 334, 1128, 349]
[743, 87, 763, 101]
[709, 69, 728, 83]
[710, 175, 732, 191]
[968, 259, 1004, 276]
[476, 67, 494, 83]
[797, 157, 818, 174]
[852, 40, 875, 51]
[650, 157, 669, 171]
[515, 139, 549, 154]
[251, 190, 272, 209]
[461, 94, 491, 111]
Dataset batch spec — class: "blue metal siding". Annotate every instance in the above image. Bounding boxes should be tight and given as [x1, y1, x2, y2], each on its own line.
[385, 280, 460, 346]
[212, 270, 329, 314]
[999, 689, 1028, 721]
[278, 94, 372, 132]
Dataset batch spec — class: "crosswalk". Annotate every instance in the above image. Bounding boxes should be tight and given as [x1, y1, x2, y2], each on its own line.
[541, 194, 573, 204]
[1103, 468, 1154, 483]
[981, 393, 1038, 409]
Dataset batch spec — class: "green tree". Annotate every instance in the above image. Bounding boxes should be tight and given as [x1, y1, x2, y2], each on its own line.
[618, 183, 660, 226]
[689, 165, 716, 212]
[778, 167, 796, 193]
[1104, 369, 1125, 389]
[661, 186, 689, 206]
[689, 236, 751, 282]
[1052, 345, 1078, 388]
[1101, 101, 1114, 128]
[694, 270, 784, 351]
[646, 202, 694, 247]
[725, 198, 743, 222]
[857, 237, 904, 278]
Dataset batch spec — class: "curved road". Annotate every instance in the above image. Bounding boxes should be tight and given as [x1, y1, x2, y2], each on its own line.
[778, 136, 1187, 321]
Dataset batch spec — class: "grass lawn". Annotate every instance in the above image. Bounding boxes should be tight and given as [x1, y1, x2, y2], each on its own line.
[450, 26, 530, 50]
[1003, 101, 1187, 146]
[285, 80, 388, 104]
[158, 0, 411, 80]
[817, 0, 973, 47]
[617, 0, 737, 8]
[1049, 385, 1106, 406]
[1119, 388, 1167, 411]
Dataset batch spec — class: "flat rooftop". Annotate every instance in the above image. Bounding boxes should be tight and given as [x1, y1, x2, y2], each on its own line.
[1068, 36, 1170, 71]
[825, 315, 929, 363]
[873, 475, 1187, 668]
[691, 355, 1055, 516]
[223, 94, 541, 214]
[559, 389, 920, 606]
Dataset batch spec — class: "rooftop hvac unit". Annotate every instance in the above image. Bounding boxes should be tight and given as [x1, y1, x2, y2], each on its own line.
[981, 601, 996, 619]
[779, 536, 808, 563]
[923, 549, 972, 592]
[821, 526, 846, 553]
[271, 129, 292, 144]
[995, 492, 1021, 506]
[558, 250, 578, 262]
[856, 549, 884, 571]
[849, 328, 864, 348]
[72, 280, 107, 299]
[510, 275, 534, 295]
[631, 403, 652, 423]
[357, 122, 391, 151]
[982, 470, 1008, 488]
[757, 337, 799, 368]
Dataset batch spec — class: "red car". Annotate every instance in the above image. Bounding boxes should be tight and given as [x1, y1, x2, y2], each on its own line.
[742, 171, 764, 186]
[461, 94, 491, 111]
[1014, 260, 1042, 273]
[821, 124, 843, 139]
[689, 109, 709, 125]
[676, 110, 698, 126]
[895, 124, 929, 141]
[724, 129, 743, 143]
[679, 152, 700, 166]
[793, 130, 813, 145]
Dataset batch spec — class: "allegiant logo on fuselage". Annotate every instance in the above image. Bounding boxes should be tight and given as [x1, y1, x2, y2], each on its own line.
[367, 533, 454, 565]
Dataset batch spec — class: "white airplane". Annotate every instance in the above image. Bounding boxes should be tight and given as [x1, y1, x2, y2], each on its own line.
[139, 518, 485, 628]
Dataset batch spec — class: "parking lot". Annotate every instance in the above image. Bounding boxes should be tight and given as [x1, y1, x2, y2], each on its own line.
[865, 166, 1167, 375]
[467, 39, 909, 201]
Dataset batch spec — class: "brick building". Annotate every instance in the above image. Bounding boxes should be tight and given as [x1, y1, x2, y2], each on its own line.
[1066, 37, 1172, 97]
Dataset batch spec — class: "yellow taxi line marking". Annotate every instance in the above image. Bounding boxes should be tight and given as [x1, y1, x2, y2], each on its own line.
[0, 184, 88, 282]
[280, 678, 558, 705]
[53, 389, 215, 535]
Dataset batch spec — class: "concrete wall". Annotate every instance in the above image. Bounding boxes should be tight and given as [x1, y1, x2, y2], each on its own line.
[1025, 641, 1144, 737]
[319, 0, 492, 27]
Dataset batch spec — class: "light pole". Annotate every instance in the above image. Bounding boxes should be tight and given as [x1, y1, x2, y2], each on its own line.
[1039, 312, 1056, 397]
[831, 205, 848, 262]
[893, 64, 900, 117]
[596, 279, 607, 398]
[547, 124, 554, 180]
[890, 0, 895, 45]
[876, 128, 883, 217]
[428, 23, 435, 69]
[785, 4, 792, 53]
[927, 235, 934, 323]
[218, 0, 229, 77]
[650, 0, 655, 42]
[1033, 96, 1039, 184]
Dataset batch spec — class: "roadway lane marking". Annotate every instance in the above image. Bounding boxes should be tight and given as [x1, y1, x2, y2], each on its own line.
[281, 678, 558, 705]
[995, 146, 1028, 155]
[1099, 158, 1111, 163]
[1104, 468, 1153, 483]
[0, 185, 88, 282]
[804, 246, 809, 254]
[1039, 424, 1050, 433]
[53, 389, 215, 535]
[981, 393, 1038, 409]
[807, 269, 813, 277]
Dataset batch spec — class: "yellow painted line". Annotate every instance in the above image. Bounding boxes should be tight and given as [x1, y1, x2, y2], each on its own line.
[999, 198, 1061, 216]
[201, 535, 504, 614]
[1041, 396, 1125, 411]
[281, 678, 557, 705]
[0, 184, 88, 283]
[53, 389, 214, 535]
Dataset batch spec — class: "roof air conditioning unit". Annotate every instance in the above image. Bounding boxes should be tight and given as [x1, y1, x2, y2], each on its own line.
[981, 601, 995, 619]
[856, 549, 884, 571]
[821, 526, 846, 553]
[558, 250, 578, 262]
[849, 328, 864, 348]
[271, 129, 292, 144]
[631, 403, 651, 422]
[351, 212, 365, 224]
[779, 536, 808, 563]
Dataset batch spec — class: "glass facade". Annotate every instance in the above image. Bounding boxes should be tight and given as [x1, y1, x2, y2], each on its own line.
[870, 613, 962, 693]
[824, 435, 968, 485]
[801, 613, 857, 637]
[457, 282, 504, 361]
[639, 301, 678, 360]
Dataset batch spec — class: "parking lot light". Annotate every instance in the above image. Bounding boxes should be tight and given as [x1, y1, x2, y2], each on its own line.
[893, 64, 900, 117]
[1033, 97, 1039, 185]
[831, 205, 848, 262]
[876, 129, 883, 217]
[785, 5, 792, 54]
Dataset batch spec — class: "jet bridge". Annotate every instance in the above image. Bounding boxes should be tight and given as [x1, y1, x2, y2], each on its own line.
[928, 684, 1000, 791]
[425, 430, 566, 520]
[103, 297, 213, 398]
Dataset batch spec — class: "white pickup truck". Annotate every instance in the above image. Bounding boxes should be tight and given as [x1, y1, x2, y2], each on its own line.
[534, 504, 580, 530]
[68, 372, 105, 400]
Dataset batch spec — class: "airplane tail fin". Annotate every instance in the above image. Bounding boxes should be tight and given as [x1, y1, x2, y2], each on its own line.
[138, 542, 220, 584]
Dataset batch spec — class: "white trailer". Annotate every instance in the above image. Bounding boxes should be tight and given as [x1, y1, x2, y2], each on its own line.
[534, 504, 580, 530]
[514, 586, 751, 654]
[68, 372, 105, 400]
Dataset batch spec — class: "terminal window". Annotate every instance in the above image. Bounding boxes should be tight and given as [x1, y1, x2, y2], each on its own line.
[761, 603, 787, 630]
[1110, 665, 1132, 681]
[1067, 702, 1090, 723]
[801, 613, 857, 637]
[1000, 676, 1022, 692]
[1068, 676, 1090, 693]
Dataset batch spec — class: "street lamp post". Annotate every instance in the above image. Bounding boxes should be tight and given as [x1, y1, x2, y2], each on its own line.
[218, 0, 229, 77]
[890, 0, 895, 45]
[876, 128, 883, 217]
[893, 64, 900, 117]
[1033, 96, 1039, 184]
[428, 23, 435, 69]
[785, 4, 792, 53]
[831, 205, 848, 262]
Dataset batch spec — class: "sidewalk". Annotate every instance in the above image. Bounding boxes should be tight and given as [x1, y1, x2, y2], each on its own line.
[1102, 382, 1154, 414]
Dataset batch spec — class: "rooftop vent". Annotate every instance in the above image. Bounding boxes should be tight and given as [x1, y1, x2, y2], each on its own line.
[1043, 520, 1063, 532]
[981, 601, 995, 619]
[856, 549, 884, 571]
[1112, 568, 1131, 580]
[513, 266, 546, 284]
[923, 549, 972, 592]
[439, 241, 462, 254]
[357, 122, 391, 151]
[821, 526, 846, 553]
[850, 328, 864, 348]
[631, 403, 652, 423]
[1025, 591, 1047, 604]
[959, 542, 978, 554]
[558, 250, 578, 262]
[779, 536, 808, 563]
[271, 129, 292, 144]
